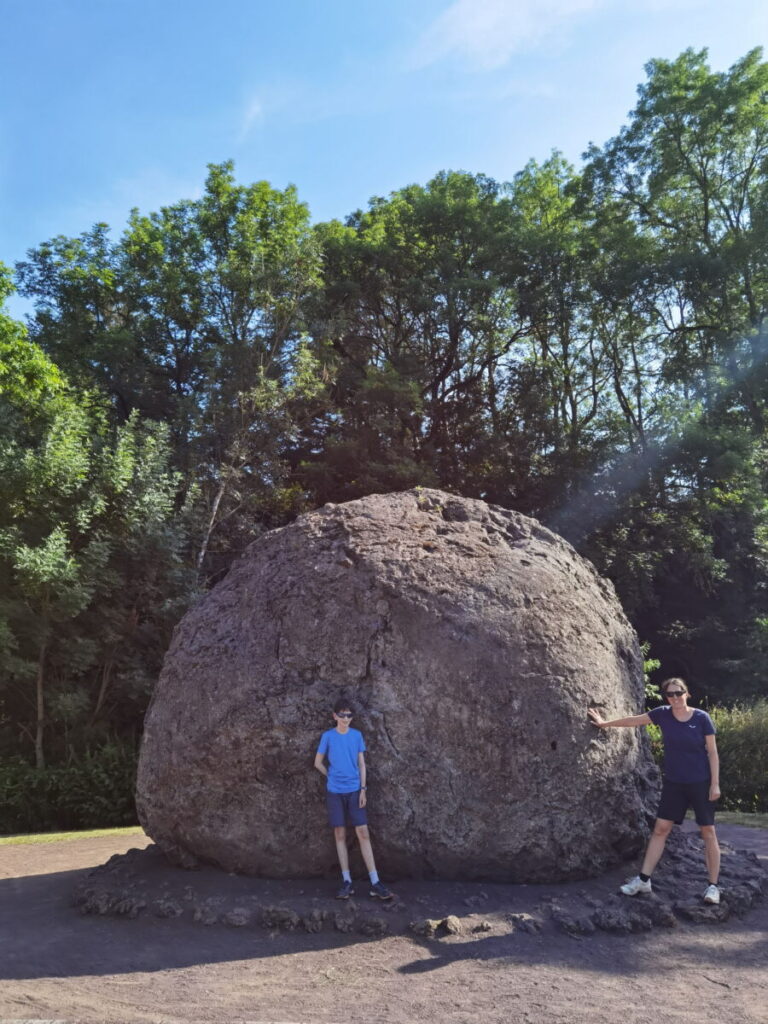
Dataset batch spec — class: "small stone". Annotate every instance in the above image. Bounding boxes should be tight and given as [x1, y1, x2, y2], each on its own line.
[507, 912, 542, 934]
[111, 893, 146, 918]
[153, 899, 183, 919]
[628, 897, 678, 930]
[675, 902, 730, 924]
[333, 911, 356, 933]
[380, 899, 402, 912]
[192, 903, 220, 926]
[409, 918, 441, 938]
[358, 916, 388, 936]
[223, 907, 252, 926]
[77, 888, 111, 916]
[723, 881, 764, 916]
[301, 909, 325, 933]
[552, 910, 596, 936]
[261, 906, 300, 931]
[592, 905, 633, 933]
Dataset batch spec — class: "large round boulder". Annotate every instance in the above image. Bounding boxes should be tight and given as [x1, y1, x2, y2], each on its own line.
[136, 489, 657, 881]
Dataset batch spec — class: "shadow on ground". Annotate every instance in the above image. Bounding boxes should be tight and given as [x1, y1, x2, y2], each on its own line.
[0, 824, 765, 985]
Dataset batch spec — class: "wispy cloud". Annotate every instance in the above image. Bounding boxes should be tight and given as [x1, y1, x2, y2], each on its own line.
[408, 0, 711, 71]
[234, 81, 339, 140]
[409, 0, 602, 71]
[233, 76, 390, 139]
[237, 95, 264, 143]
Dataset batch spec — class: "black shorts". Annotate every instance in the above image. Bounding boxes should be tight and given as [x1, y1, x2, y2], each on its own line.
[326, 790, 367, 828]
[656, 779, 716, 826]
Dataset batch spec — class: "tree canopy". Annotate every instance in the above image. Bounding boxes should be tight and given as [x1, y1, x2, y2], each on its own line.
[4, 47, 768, 776]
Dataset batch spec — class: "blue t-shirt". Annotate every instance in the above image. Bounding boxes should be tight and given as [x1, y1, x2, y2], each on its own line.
[316, 727, 366, 794]
[647, 706, 716, 783]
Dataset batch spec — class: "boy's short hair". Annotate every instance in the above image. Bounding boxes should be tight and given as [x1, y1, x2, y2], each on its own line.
[333, 696, 354, 714]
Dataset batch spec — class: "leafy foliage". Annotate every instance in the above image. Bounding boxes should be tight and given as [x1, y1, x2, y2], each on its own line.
[4, 49, 768, 828]
[0, 743, 138, 833]
[710, 701, 768, 811]
[0, 271, 197, 770]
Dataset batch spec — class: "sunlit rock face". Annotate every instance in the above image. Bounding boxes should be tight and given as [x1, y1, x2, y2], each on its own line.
[136, 489, 656, 881]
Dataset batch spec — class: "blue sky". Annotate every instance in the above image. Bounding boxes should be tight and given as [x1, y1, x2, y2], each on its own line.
[2, 0, 767, 316]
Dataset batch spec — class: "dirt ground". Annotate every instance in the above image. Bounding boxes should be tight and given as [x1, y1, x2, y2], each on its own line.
[1, 826, 767, 1024]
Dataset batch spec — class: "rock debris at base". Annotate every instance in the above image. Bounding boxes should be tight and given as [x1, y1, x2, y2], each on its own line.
[71, 831, 766, 939]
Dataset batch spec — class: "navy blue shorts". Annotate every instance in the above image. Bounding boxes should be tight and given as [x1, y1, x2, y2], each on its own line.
[326, 790, 368, 828]
[656, 779, 716, 826]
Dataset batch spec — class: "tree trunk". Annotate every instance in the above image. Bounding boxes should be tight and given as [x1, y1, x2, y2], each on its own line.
[35, 634, 48, 770]
[197, 471, 229, 571]
[91, 654, 115, 724]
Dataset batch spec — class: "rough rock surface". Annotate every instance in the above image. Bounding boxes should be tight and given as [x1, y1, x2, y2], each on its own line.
[136, 488, 658, 881]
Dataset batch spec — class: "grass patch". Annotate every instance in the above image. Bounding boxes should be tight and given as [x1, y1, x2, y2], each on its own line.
[0, 814, 764, 853]
[715, 811, 768, 829]
[0, 825, 145, 846]
[683, 809, 768, 829]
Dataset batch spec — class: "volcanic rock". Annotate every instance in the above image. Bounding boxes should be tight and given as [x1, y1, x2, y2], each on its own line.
[136, 488, 657, 881]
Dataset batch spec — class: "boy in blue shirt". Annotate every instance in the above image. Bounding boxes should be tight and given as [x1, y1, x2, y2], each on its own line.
[314, 698, 393, 900]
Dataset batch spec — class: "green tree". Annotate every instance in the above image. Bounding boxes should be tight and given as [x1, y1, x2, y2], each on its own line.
[17, 163, 325, 573]
[0, 274, 196, 767]
[579, 48, 768, 700]
[585, 47, 768, 425]
[307, 171, 523, 501]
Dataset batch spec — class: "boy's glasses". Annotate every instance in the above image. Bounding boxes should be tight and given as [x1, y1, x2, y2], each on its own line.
[336, 712, 353, 718]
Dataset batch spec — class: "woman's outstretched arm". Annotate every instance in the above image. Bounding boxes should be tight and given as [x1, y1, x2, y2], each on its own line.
[588, 708, 651, 728]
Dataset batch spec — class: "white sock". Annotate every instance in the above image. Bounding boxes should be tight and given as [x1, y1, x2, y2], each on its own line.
[369, 870, 379, 885]
[342, 870, 351, 883]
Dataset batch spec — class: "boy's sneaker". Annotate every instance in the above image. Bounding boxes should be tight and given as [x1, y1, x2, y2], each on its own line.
[369, 880, 394, 901]
[619, 875, 652, 896]
[703, 884, 721, 905]
[336, 880, 355, 900]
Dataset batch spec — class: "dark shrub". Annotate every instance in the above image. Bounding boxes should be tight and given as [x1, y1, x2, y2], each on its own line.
[0, 742, 138, 834]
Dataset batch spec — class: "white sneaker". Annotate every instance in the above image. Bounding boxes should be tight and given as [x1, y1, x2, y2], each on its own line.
[703, 884, 721, 905]
[620, 875, 652, 896]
